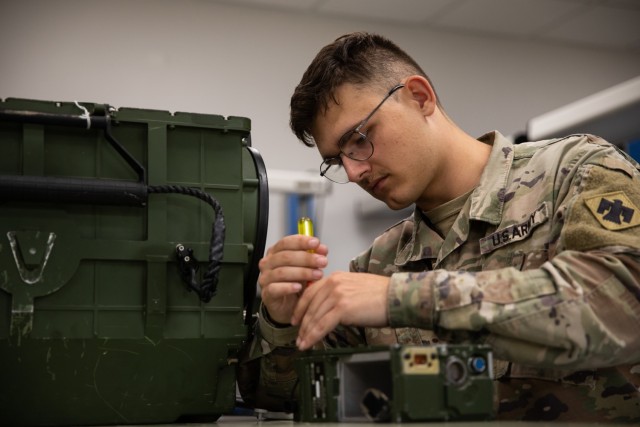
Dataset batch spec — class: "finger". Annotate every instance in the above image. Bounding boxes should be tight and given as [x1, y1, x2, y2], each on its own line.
[296, 282, 345, 346]
[259, 265, 324, 291]
[261, 281, 303, 302]
[260, 250, 327, 273]
[294, 278, 336, 327]
[261, 283, 302, 326]
[297, 308, 341, 351]
[290, 275, 325, 325]
[269, 234, 321, 254]
[314, 243, 329, 257]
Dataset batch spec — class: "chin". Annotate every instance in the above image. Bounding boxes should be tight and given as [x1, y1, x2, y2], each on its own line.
[363, 185, 413, 211]
[382, 196, 413, 211]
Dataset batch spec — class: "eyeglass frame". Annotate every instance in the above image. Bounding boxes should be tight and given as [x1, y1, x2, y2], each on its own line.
[319, 83, 405, 184]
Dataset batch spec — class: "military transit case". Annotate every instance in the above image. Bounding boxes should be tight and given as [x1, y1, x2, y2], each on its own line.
[0, 98, 268, 426]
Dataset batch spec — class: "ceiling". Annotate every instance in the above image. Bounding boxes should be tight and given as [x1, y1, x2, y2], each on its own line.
[211, 0, 640, 52]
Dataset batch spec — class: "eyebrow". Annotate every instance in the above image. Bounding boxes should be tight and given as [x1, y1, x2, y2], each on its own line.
[319, 125, 354, 161]
[322, 83, 404, 161]
[321, 109, 376, 162]
[321, 150, 341, 162]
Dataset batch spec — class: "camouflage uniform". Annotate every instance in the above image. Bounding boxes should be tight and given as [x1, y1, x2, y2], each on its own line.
[238, 132, 640, 421]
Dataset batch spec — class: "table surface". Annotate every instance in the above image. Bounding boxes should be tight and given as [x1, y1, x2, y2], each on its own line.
[111, 415, 634, 427]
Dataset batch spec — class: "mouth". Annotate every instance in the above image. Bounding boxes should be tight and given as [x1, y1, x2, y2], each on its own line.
[367, 175, 388, 195]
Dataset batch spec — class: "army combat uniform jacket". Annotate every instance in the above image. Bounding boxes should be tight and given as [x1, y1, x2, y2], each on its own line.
[238, 132, 640, 421]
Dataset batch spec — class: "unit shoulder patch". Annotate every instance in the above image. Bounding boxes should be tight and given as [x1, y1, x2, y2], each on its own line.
[584, 191, 640, 231]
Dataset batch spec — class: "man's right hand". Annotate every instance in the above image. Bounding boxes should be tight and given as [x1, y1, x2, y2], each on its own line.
[257, 234, 328, 325]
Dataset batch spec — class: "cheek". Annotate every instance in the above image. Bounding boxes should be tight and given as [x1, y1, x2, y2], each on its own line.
[390, 151, 429, 198]
[385, 136, 421, 173]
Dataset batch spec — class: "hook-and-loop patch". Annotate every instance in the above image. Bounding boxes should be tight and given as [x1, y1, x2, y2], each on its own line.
[585, 191, 640, 231]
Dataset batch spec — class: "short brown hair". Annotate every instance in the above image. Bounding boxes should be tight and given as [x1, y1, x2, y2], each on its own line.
[290, 32, 436, 147]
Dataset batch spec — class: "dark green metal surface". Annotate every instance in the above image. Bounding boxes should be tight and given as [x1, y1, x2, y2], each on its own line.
[0, 98, 267, 426]
[295, 345, 495, 422]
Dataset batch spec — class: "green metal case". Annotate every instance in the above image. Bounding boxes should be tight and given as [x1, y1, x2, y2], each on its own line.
[295, 345, 496, 422]
[0, 98, 268, 426]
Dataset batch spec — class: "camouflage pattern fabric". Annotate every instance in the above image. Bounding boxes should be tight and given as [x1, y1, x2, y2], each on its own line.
[237, 132, 640, 421]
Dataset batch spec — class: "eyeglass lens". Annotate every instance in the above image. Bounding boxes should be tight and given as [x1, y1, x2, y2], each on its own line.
[320, 157, 348, 183]
[340, 131, 372, 160]
[319, 83, 404, 184]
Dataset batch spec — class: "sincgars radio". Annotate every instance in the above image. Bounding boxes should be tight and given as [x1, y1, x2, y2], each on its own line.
[294, 344, 495, 422]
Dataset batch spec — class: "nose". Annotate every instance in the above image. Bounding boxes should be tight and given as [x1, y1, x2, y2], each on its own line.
[341, 155, 370, 183]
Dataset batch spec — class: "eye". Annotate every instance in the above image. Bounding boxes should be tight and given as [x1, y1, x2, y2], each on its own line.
[354, 131, 367, 145]
[325, 157, 342, 166]
[342, 131, 369, 158]
[321, 156, 341, 170]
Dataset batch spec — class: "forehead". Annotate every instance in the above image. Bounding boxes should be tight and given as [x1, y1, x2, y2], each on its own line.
[311, 84, 380, 156]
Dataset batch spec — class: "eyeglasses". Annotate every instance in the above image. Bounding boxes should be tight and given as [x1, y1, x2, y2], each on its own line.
[319, 83, 405, 184]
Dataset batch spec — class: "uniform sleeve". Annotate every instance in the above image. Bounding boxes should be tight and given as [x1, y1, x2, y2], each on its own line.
[388, 150, 640, 370]
[236, 303, 301, 412]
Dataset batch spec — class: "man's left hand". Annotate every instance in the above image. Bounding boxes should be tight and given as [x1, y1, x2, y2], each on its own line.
[291, 272, 390, 350]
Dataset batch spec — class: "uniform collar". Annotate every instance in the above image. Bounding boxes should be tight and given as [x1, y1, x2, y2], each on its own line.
[394, 131, 513, 266]
[467, 130, 514, 225]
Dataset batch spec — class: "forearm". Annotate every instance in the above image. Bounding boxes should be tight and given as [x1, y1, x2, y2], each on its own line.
[387, 248, 640, 369]
[237, 304, 300, 411]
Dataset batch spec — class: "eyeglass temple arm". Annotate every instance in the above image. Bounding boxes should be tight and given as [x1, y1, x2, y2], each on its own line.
[354, 83, 405, 133]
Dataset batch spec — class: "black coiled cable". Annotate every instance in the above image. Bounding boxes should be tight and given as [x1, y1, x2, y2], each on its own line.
[148, 185, 225, 303]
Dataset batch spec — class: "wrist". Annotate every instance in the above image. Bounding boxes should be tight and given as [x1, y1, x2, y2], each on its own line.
[263, 305, 292, 328]
[387, 272, 436, 329]
[258, 303, 299, 347]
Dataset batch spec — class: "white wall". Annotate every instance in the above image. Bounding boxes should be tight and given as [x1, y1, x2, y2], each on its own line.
[2, 0, 639, 274]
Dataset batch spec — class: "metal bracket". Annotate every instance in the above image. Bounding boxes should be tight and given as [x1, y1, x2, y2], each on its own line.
[7, 231, 56, 285]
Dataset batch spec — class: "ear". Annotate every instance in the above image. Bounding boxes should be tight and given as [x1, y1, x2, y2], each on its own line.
[403, 75, 437, 117]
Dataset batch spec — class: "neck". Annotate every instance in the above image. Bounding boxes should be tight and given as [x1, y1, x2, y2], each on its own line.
[417, 125, 492, 211]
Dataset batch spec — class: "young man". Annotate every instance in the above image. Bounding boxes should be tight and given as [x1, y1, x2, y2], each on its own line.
[238, 32, 640, 421]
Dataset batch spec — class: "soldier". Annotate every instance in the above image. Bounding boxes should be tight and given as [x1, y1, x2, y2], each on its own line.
[238, 32, 640, 421]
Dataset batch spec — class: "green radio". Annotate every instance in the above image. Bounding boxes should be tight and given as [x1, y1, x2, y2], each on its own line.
[295, 344, 496, 422]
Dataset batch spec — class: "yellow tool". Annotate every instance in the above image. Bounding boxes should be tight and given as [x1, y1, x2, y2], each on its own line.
[297, 217, 315, 253]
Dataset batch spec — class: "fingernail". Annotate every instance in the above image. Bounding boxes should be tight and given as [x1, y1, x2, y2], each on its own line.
[309, 237, 319, 247]
[314, 254, 328, 267]
[311, 269, 322, 279]
[292, 283, 302, 292]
